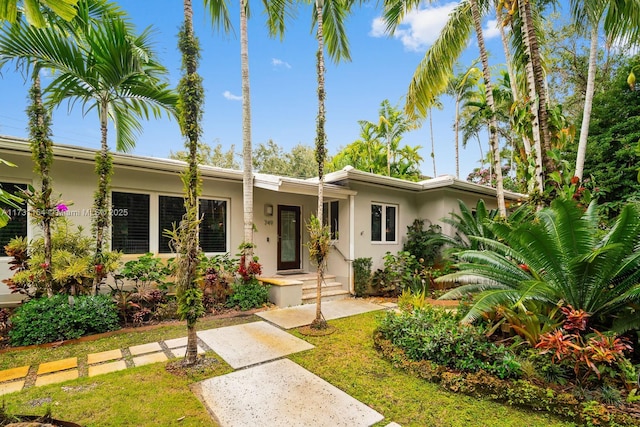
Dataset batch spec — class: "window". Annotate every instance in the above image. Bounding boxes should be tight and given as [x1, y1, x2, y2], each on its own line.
[371, 203, 397, 243]
[200, 199, 227, 253]
[111, 192, 149, 254]
[322, 200, 339, 240]
[158, 196, 185, 253]
[0, 182, 27, 253]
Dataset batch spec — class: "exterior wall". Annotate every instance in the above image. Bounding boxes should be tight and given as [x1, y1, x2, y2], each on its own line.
[349, 182, 419, 271]
[0, 149, 245, 304]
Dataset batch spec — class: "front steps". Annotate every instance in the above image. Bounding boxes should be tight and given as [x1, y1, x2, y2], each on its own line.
[300, 275, 350, 305]
[260, 273, 350, 307]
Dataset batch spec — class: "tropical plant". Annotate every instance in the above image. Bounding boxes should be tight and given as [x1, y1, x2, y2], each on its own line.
[353, 257, 372, 297]
[403, 219, 443, 267]
[0, 11, 177, 287]
[439, 198, 640, 334]
[0, 0, 78, 27]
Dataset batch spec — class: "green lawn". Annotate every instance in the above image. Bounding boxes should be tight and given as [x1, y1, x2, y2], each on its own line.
[1, 311, 575, 427]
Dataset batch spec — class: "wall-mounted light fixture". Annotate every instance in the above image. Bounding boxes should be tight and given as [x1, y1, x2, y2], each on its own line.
[264, 204, 274, 217]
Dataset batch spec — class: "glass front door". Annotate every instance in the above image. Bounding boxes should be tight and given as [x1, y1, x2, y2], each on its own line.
[277, 205, 301, 270]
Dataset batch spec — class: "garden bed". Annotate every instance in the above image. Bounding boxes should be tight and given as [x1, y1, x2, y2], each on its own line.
[374, 332, 640, 426]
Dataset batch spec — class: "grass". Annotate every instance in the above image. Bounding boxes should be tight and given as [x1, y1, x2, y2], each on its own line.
[289, 311, 574, 427]
[0, 314, 258, 370]
[1, 310, 576, 426]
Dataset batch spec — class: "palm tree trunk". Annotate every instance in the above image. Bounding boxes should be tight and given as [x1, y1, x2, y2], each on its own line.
[518, 0, 552, 193]
[471, 0, 506, 217]
[28, 72, 54, 297]
[313, 0, 327, 329]
[454, 97, 460, 178]
[496, 1, 531, 157]
[180, 0, 202, 366]
[240, 0, 253, 264]
[574, 26, 598, 181]
[93, 101, 111, 291]
[429, 109, 436, 177]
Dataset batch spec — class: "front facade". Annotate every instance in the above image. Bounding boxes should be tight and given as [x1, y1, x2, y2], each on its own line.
[0, 136, 523, 306]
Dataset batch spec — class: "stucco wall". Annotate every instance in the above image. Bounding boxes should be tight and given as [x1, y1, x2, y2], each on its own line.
[349, 182, 419, 271]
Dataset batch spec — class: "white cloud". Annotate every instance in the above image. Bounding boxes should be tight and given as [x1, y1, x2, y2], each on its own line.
[370, 2, 458, 52]
[272, 58, 291, 69]
[223, 91, 242, 101]
[483, 19, 500, 40]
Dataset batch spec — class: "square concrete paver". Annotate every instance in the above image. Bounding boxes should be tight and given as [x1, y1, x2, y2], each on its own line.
[132, 352, 168, 367]
[0, 365, 29, 382]
[170, 346, 205, 358]
[198, 321, 313, 369]
[199, 359, 384, 427]
[88, 360, 127, 377]
[129, 342, 162, 356]
[0, 380, 24, 396]
[164, 337, 188, 349]
[87, 349, 122, 365]
[257, 299, 384, 329]
[37, 357, 77, 375]
[35, 369, 79, 387]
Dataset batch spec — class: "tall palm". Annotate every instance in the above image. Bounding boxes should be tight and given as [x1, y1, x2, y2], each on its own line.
[0, 17, 177, 279]
[175, 0, 205, 366]
[375, 99, 414, 176]
[570, 0, 640, 180]
[204, 0, 291, 267]
[0, 0, 125, 296]
[440, 199, 640, 333]
[309, 0, 354, 329]
[447, 64, 481, 178]
[383, 0, 506, 215]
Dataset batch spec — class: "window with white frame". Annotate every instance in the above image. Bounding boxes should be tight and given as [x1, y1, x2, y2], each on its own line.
[322, 200, 339, 240]
[111, 191, 150, 254]
[158, 195, 185, 253]
[371, 203, 397, 243]
[0, 182, 27, 252]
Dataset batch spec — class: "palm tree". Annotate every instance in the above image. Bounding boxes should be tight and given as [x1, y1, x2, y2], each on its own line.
[570, 0, 640, 180]
[439, 199, 640, 333]
[174, 0, 205, 366]
[383, 0, 506, 215]
[204, 0, 291, 268]
[0, 17, 177, 284]
[309, 0, 354, 329]
[0, 0, 77, 27]
[447, 64, 481, 178]
[0, 0, 125, 296]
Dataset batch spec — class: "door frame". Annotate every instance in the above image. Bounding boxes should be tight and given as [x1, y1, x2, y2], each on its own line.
[277, 205, 301, 271]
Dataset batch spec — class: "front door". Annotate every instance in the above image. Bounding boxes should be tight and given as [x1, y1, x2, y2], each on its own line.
[277, 205, 301, 271]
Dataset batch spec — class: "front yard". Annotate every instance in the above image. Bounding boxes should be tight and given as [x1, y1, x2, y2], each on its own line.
[0, 310, 571, 427]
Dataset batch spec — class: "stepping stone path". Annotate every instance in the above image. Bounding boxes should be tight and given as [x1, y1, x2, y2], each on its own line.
[0, 300, 402, 427]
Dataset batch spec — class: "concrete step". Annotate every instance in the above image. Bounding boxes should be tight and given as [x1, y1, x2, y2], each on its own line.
[301, 289, 350, 304]
[298, 274, 336, 289]
[302, 281, 344, 297]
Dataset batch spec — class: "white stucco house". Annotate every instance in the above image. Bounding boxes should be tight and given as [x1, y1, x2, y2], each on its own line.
[0, 135, 524, 307]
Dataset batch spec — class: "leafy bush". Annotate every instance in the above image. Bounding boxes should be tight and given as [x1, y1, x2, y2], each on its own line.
[3, 220, 120, 297]
[371, 251, 430, 296]
[9, 294, 120, 345]
[226, 279, 270, 311]
[403, 219, 443, 266]
[353, 257, 372, 297]
[377, 306, 521, 379]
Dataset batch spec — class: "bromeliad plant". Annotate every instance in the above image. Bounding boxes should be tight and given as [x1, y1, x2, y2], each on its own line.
[439, 198, 640, 334]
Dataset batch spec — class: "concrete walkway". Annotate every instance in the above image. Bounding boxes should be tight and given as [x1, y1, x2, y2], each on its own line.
[0, 298, 399, 427]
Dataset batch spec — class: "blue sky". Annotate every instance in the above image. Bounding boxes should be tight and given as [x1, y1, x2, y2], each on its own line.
[0, 1, 569, 179]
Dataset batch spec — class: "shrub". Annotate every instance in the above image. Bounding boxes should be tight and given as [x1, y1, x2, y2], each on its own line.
[377, 306, 521, 379]
[403, 219, 443, 267]
[226, 279, 270, 311]
[9, 294, 120, 346]
[353, 257, 372, 297]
